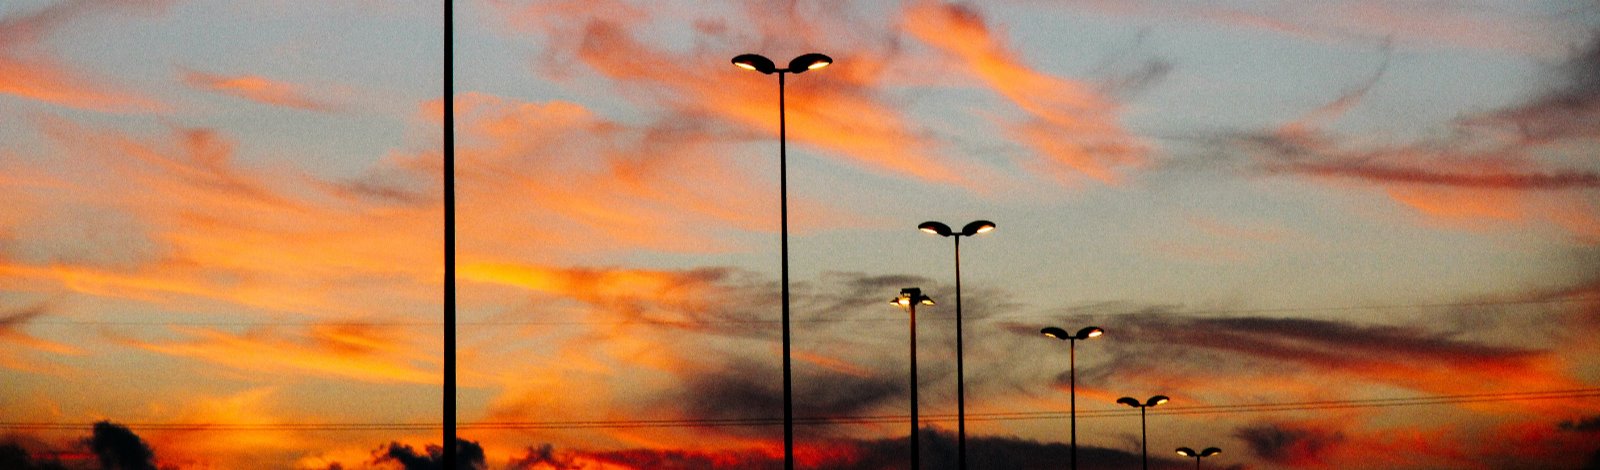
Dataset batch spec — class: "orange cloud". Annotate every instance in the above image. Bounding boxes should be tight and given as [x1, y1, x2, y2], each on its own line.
[180, 69, 336, 112]
[0, 0, 169, 113]
[487, 1, 998, 190]
[904, 3, 1148, 184]
[131, 325, 438, 384]
[0, 303, 81, 374]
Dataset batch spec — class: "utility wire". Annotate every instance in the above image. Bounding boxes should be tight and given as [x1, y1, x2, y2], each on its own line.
[5, 388, 1595, 432]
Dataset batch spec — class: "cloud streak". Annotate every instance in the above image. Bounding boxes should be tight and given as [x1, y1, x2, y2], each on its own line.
[180, 69, 336, 112]
[904, 3, 1150, 184]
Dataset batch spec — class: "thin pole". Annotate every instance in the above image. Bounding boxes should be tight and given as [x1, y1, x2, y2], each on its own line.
[909, 301, 919, 470]
[442, 0, 457, 467]
[1195, 455, 1201, 470]
[1140, 407, 1148, 470]
[1069, 339, 1077, 470]
[953, 236, 966, 470]
[778, 71, 795, 470]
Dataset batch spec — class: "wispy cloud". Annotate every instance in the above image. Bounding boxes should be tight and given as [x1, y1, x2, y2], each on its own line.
[1224, 32, 1600, 240]
[0, 0, 169, 112]
[1060, 0, 1575, 57]
[179, 68, 336, 112]
[0, 302, 79, 373]
[130, 325, 438, 384]
[904, 3, 1151, 185]
[488, 1, 1001, 190]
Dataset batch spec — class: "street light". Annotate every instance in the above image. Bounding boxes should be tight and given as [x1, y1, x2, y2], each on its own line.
[732, 52, 832, 470]
[1040, 326, 1103, 470]
[1116, 395, 1169, 470]
[892, 287, 935, 470]
[917, 220, 994, 470]
[1176, 447, 1221, 470]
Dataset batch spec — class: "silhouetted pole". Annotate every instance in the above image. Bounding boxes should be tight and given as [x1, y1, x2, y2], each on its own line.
[1041, 326, 1102, 470]
[1140, 406, 1147, 470]
[443, 0, 457, 466]
[916, 220, 994, 470]
[1117, 395, 1168, 470]
[731, 53, 832, 470]
[892, 288, 935, 470]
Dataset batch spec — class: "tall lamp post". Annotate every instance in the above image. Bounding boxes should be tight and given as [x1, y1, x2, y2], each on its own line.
[731, 52, 832, 470]
[1040, 326, 1104, 470]
[1176, 447, 1221, 470]
[1116, 395, 1169, 470]
[917, 219, 994, 470]
[892, 288, 935, 470]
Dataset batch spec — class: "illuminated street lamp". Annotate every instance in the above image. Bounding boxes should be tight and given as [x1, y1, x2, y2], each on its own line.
[917, 219, 994, 470]
[892, 287, 936, 470]
[1176, 447, 1222, 470]
[1116, 395, 1170, 470]
[1040, 326, 1103, 470]
[731, 52, 832, 470]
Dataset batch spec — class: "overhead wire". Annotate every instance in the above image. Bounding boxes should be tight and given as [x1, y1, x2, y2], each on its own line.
[4, 388, 1595, 432]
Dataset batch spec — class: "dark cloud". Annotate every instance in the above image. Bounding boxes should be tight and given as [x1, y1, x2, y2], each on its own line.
[0, 442, 67, 470]
[1219, 31, 1600, 192]
[678, 357, 904, 436]
[1234, 422, 1345, 465]
[0, 303, 49, 329]
[1561, 415, 1600, 432]
[506, 444, 579, 470]
[373, 439, 486, 470]
[86, 421, 156, 470]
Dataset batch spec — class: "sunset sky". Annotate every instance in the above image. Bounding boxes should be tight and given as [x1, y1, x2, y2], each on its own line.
[2, 0, 1599, 469]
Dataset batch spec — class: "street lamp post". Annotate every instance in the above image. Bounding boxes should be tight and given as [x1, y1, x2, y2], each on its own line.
[892, 288, 936, 470]
[1176, 447, 1221, 470]
[731, 52, 832, 470]
[1040, 326, 1104, 470]
[917, 220, 994, 470]
[1116, 395, 1169, 470]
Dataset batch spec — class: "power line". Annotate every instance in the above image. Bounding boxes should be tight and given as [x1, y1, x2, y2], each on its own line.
[22, 296, 1600, 328]
[5, 388, 1594, 432]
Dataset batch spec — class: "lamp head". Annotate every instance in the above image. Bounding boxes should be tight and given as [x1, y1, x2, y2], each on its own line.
[1176, 447, 1197, 457]
[1040, 326, 1069, 340]
[732, 54, 777, 74]
[1116, 397, 1140, 408]
[918, 221, 953, 237]
[892, 288, 934, 307]
[788, 53, 832, 74]
[1076, 326, 1104, 339]
[960, 220, 996, 236]
[1201, 447, 1222, 457]
[1148, 395, 1170, 407]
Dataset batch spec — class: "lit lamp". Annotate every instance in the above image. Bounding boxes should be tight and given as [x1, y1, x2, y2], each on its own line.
[1176, 446, 1221, 470]
[1116, 395, 1169, 470]
[917, 220, 994, 470]
[731, 52, 832, 470]
[891, 288, 935, 470]
[1040, 326, 1103, 470]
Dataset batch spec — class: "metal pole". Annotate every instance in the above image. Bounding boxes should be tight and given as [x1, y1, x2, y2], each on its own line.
[1069, 339, 1077, 470]
[953, 236, 966, 470]
[778, 71, 795, 470]
[1140, 407, 1148, 470]
[442, 0, 457, 466]
[910, 300, 920, 470]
